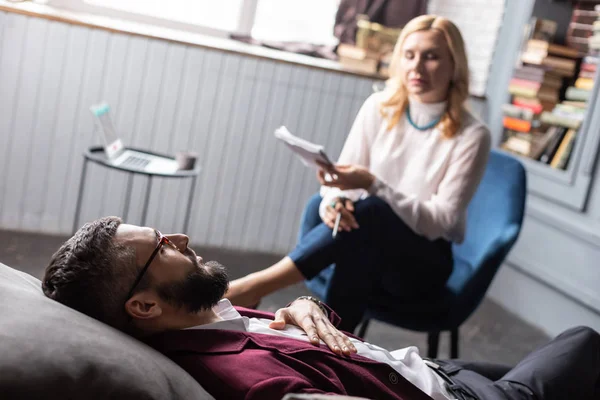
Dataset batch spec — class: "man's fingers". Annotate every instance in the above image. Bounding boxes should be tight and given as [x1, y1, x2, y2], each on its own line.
[342, 335, 357, 354]
[298, 315, 320, 344]
[268, 308, 289, 330]
[314, 317, 344, 355]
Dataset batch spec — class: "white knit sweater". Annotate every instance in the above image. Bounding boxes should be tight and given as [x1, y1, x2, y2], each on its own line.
[319, 91, 491, 243]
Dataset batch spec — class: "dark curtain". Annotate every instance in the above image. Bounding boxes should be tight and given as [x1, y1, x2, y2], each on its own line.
[230, 0, 428, 60]
[334, 0, 429, 44]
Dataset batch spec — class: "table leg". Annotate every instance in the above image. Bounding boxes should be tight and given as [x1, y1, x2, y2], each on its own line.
[122, 173, 134, 223]
[140, 176, 153, 227]
[182, 175, 197, 234]
[72, 158, 89, 234]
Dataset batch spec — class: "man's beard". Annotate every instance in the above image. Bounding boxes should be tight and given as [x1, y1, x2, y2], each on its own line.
[155, 255, 229, 313]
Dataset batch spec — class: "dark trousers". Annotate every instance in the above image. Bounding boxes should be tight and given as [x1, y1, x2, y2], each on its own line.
[289, 193, 453, 331]
[437, 326, 600, 400]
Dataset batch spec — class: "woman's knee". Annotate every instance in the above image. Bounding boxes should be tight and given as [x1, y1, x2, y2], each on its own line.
[352, 196, 404, 229]
[353, 196, 393, 216]
[297, 193, 323, 240]
[302, 193, 322, 220]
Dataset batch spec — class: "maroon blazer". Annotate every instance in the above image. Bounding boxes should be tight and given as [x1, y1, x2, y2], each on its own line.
[145, 306, 434, 400]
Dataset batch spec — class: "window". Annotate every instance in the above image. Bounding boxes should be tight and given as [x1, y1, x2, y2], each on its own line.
[251, 0, 339, 45]
[83, 0, 244, 31]
[49, 0, 340, 44]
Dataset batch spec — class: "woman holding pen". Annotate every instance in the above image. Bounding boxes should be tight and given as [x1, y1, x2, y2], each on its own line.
[226, 15, 491, 331]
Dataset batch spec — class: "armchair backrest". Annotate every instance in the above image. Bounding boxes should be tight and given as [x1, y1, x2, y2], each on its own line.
[447, 150, 527, 296]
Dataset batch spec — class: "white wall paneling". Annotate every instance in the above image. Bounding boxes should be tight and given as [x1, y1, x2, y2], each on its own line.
[0, 11, 374, 253]
[428, 0, 506, 97]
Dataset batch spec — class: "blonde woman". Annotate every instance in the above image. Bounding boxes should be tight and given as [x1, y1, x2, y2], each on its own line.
[227, 15, 491, 332]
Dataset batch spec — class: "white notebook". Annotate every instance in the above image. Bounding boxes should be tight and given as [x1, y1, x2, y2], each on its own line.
[274, 126, 334, 168]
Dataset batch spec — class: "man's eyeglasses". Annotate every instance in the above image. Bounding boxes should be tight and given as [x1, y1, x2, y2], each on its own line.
[125, 229, 180, 303]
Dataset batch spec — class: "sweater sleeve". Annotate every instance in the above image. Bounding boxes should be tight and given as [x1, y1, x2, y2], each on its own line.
[369, 123, 491, 242]
[319, 93, 381, 219]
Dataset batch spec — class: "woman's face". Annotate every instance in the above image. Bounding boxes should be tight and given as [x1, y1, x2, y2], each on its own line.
[398, 29, 454, 103]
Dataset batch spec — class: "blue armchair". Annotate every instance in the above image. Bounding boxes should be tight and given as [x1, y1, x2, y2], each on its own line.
[306, 150, 527, 358]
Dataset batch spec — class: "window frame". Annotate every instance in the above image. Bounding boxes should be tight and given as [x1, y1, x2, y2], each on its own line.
[47, 0, 260, 38]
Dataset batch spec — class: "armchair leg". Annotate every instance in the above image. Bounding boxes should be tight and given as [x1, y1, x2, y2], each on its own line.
[427, 332, 440, 359]
[356, 318, 371, 339]
[450, 327, 459, 359]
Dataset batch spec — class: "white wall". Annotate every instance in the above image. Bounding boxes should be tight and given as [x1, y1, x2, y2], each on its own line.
[0, 11, 374, 254]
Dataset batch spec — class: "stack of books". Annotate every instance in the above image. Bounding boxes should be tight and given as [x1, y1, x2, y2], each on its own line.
[563, 5, 599, 108]
[500, 17, 588, 170]
[336, 44, 380, 75]
[566, 2, 600, 55]
[589, 4, 600, 55]
[567, 55, 597, 107]
[336, 17, 401, 77]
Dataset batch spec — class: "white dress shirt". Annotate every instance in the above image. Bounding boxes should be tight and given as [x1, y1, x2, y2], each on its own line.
[319, 92, 491, 243]
[187, 300, 456, 400]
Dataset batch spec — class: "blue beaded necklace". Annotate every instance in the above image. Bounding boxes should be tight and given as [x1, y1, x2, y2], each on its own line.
[406, 105, 442, 131]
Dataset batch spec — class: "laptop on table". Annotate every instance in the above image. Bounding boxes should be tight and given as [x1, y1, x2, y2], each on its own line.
[90, 103, 179, 174]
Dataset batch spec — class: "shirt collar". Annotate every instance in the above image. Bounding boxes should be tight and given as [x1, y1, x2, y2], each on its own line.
[185, 299, 249, 332]
[408, 97, 447, 117]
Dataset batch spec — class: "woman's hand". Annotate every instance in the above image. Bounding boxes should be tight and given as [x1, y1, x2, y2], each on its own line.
[317, 163, 375, 191]
[323, 197, 358, 232]
[269, 298, 357, 356]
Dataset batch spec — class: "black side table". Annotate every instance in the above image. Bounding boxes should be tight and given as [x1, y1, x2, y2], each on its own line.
[72, 146, 201, 234]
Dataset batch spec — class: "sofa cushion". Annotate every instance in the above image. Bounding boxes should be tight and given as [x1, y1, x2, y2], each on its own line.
[0, 262, 213, 400]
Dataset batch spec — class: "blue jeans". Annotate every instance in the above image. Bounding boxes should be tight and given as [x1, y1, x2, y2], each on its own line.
[289, 193, 453, 331]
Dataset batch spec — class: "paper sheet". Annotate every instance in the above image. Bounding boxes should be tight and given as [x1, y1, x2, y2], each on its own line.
[274, 126, 334, 168]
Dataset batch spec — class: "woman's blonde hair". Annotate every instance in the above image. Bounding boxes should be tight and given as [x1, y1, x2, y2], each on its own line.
[380, 15, 469, 139]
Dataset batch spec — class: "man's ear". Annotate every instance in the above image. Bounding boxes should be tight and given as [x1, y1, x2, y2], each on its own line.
[125, 292, 162, 320]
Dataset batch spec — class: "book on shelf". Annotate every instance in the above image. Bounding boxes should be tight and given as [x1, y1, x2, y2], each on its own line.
[553, 103, 587, 122]
[503, 116, 533, 133]
[502, 133, 534, 156]
[540, 111, 582, 130]
[521, 52, 577, 77]
[525, 18, 558, 42]
[558, 130, 577, 170]
[513, 65, 564, 86]
[508, 80, 560, 103]
[550, 128, 577, 169]
[526, 39, 581, 59]
[539, 126, 568, 164]
[501, 127, 556, 161]
[565, 86, 592, 102]
[562, 100, 588, 108]
[512, 96, 556, 114]
[502, 103, 535, 121]
[336, 43, 380, 74]
[575, 76, 595, 89]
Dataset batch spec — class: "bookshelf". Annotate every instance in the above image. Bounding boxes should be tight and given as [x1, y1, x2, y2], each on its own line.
[499, 1, 600, 211]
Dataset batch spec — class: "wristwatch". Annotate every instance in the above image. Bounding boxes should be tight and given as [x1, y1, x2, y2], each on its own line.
[294, 295, 328, 317]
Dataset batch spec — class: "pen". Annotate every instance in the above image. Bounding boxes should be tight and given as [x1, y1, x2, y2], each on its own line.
[332, 211, 342, 239]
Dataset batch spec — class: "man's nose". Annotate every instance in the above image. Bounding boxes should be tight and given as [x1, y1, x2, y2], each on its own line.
[169, 234, 189, 251]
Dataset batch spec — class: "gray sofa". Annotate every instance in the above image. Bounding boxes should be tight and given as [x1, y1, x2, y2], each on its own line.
[0, 262, 370, 400]
[0, 262, 214, 399]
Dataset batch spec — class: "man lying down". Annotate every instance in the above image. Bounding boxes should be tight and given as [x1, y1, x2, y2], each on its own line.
[42, 217, 599, 400]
